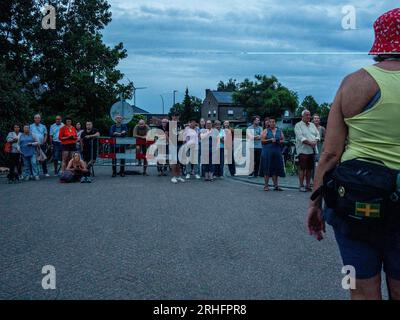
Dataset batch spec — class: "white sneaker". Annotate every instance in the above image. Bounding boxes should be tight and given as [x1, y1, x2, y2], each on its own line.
[171, 177, 178, 184]
[186, 174, 191, 179]
[45, 173, 50, 177]
[34, 176, 40, 181]
[177, 177, 185, 183]
[195, 174, 201, 180]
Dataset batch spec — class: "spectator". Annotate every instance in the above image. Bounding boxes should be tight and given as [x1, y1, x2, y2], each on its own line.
[263, 117, 271, 130]
[109, 115, 128, 177]
[156, 118, 169, 176]
[223, 120, 236, 176]
[30, 114, 49, 177]
[312, 114, 326, 163]
[6, 124, 22, 182]
[75, 122, 83, 156]
[200, 120, 218, 181]
[49, 115, 64, 176]
[133, 119, 150, 176]
[247, 115, 262, 177]
[18, 125, 40, 181]
[214, 120, 224, 178]
[169, 113, 185, 184]
[80, 121, 100, 171]
[64, 152, 91, 183]
[184, 119, 200, 180]
[260, 117, 285, 191]
[295, 110, 320, 192]
[59, 117, 78, 173]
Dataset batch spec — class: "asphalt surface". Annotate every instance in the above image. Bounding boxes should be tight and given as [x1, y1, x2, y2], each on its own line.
[0, 167, 348, 300]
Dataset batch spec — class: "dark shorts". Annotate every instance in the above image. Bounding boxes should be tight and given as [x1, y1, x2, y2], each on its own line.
[62, 144, 77, 152]
[324, 208, 400, 280]
[52, 142, 62, 161]
[298, 153, 315, 170]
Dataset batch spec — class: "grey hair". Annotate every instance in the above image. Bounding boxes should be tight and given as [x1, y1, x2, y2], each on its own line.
[301, 109, 311, 117]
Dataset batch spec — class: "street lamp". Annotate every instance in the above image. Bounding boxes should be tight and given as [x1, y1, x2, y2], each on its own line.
[160, 94, 165, 115]
[173, 90, 178, 107]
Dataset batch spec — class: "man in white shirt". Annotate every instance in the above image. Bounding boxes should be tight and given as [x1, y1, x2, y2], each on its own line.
[294, 110, 320, 192]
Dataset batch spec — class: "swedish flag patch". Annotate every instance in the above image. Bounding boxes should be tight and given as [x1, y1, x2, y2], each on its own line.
[355, 202, 381, 218]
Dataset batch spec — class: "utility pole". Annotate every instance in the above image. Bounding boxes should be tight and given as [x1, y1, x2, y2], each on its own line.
[160, 95, 165, 115]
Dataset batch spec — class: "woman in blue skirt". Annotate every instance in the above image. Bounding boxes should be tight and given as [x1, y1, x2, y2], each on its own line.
[259, 118, 286, 191]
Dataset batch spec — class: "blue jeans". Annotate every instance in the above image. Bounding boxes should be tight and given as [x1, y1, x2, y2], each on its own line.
[23, 155, 39, 177]
[185, 146, 200, 175]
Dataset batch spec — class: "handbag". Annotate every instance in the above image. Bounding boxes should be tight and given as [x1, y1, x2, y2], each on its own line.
[312, 158, 400, 238]
[3, 142, 12, 153]
[36, 146, 47, 162]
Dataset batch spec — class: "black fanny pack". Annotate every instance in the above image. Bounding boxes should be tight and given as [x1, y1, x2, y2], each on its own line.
[312, 158, 400, 226]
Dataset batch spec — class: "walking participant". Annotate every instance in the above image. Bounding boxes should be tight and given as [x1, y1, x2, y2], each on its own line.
[260, 118, 285, 191]
[308, 8, 400, 300]
[184, 119, 200, 180]
[59, 117, 78, 173]
[247, 115, 262, 177]
[294, 110, 320, 192]
[6, 124, 22, 182]
[133, 119, 150, 176]
[49, 115, 64, 175]
[30, 114, 49, 177]
[109, 115, 128, 177]
[18, 125, 40, 181]
[80, 121, 100, 171]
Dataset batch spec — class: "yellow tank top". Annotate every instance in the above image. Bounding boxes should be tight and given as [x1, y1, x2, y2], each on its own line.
[341, 65, 400, 170]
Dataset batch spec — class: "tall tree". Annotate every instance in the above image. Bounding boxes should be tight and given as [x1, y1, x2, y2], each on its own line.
[168, 88, 201, 123]
[232, 75, 298, 119]
[217, 78, 239, 92]
[297, 95, 319, 116]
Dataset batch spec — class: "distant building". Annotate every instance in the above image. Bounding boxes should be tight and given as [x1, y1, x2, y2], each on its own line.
[201, 89, 246, 123]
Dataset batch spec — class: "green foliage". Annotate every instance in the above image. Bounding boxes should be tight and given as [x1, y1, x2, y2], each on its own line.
[296, 96, 332, 119]
[168, 88, 201, 123]
[232, 75, 299, 120]
[0, 0, 132, 137]
[217, 78, 239, 92]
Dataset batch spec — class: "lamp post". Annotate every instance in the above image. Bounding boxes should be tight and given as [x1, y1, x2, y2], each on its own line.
[160, 94, 165, 115]
[173, 90, 178, 107]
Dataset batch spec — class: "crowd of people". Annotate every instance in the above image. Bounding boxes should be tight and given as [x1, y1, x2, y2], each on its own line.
[4, 111, 325, 188]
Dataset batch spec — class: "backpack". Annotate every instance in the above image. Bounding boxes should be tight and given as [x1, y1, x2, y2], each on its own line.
[59, 170, 74, 183]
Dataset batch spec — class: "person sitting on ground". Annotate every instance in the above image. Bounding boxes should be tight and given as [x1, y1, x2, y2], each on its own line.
[62, 152, 90, 183]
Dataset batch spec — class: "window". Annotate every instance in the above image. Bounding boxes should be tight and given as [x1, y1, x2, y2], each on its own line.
[227, 110, 234, 116]
[213, 110, 217, 117]
[208, 111, 211, 118]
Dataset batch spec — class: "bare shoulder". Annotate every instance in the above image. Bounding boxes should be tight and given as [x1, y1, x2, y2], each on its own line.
[337, 68, 379, 118]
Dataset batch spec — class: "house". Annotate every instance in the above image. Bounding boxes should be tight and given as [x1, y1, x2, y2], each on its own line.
[201, 89, 246, 123]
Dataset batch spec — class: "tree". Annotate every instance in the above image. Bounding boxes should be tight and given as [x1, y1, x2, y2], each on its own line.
[297, 95, 319, 116]
[232, 75, 298, 119]
[319, 102, 332, 119]
[0, 0, 133, 132]
[217, 78, 239, 92]
[168, 88, 201, 123]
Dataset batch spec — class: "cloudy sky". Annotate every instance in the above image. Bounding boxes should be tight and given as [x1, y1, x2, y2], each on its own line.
[102, 0, 398, 114]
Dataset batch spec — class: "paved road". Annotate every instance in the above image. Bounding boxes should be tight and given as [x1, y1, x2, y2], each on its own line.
[0, 167, 347, 299]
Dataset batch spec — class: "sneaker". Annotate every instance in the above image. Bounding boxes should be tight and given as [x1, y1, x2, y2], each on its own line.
[24, 176, 30, 181]
[186, 174, 191, 179]
[80, 177, 86, 183]
[86, 177, 92, 183]
[112, 173, 117, 178]
[171, 177, 178, 184]
[34, 176, 40, 181]
[45, 173, 50, 177]
[177, 177, 185, 183]
[195, 174, 201, 180]
[299, 186, 307, 192]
